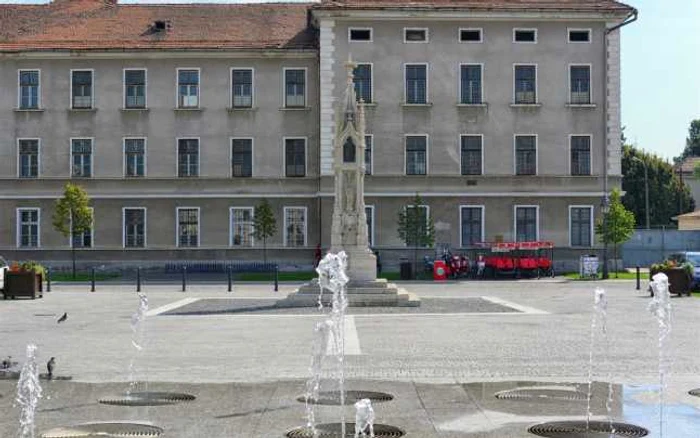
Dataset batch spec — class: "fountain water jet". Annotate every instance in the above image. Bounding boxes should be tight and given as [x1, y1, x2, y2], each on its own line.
[648, 272, 672, 438]
[354, 398, 375, 438]
[16, 344, 42, 438]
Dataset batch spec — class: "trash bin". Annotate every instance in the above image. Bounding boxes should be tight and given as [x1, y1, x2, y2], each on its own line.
[433, 260, 447, 281]
[400, 258, 412, 280]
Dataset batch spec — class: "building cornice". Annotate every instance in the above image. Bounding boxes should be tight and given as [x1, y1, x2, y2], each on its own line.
[311, 9, 630, 23]
[0, 49, 318, 60]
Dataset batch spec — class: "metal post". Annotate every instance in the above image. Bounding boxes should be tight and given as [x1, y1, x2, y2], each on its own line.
[182, 266, 187, 292]
[227, 266, 232, 292]
[136, 267, 141, 292]
[46, 267, 51, 292]
[274, 264, 279, 292]
[602, 196, 610, 280]
[90, 267, 96, 292]
[644, 163, 650, 230]
[636, 265, 640, 290]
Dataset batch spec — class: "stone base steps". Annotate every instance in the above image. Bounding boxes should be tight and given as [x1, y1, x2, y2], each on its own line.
[276, 279, 420, 308]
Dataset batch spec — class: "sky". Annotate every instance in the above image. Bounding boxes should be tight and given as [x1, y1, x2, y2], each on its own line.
[3, 0, 700, 162]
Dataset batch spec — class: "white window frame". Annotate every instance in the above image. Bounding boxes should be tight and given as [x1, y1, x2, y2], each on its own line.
[458, 28, 483, 43]
[568, 134, 593, 176]
[70, 137, 94, 178]
[403, 27, 429, 43]
[229, 206, 255, 247]
[176, 206, 201, 248]
[176, 137, 200, 177]
[123, 68, 147, 109]
[513, 28, 538, 44]
[513, 205, 540, 242]
[568, 63, 593, 105]
[69, 206, 94, 249]
[365, 204, 375, 247]
[404, 134, 429, 176]
[402, 204, 430, 247]
[17, 137, 41, 178]
[123, 137, 147, 177]
[458, 63, 484, 105]
[568, 28, 592, 44]
[568, 205, 595, 248]
[176, 67, 201, 109]
[282, 67, 308, 108]
[459, 134, 484, 176]
[70, 68, 95, 109]
[283, 136, 308, 178]
[122, 207, 147, 249]
[17, 69, 41, 109]
[348, 27, 373, 43]
[459, 205, 485, 247]
[16, 208, 40, 248]
[230, 137, 255, 178]
[283, 206, 308, 247]
[403, 63, 429, 104]
[364, 134, 374, 175]
[230, 67, 255, 109]
[354, 62, 374, 104]
[513, 134, 538, 176]
[512, 63, 538, 104]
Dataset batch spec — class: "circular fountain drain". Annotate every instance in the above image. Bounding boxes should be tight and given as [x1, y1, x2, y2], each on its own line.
[689, 388, 700, 397]
[528, 421, 648, 437]
[42, 422, 164, 437]
[286, 423, 404, 438]
[98, 391, 196, 406]
[495, 387, 587, 402]
[297, 390, 394, 405]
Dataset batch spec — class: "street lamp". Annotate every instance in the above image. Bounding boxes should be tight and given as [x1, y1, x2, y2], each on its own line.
[632, 156, 650, 229]
[601, 195, 610, 280]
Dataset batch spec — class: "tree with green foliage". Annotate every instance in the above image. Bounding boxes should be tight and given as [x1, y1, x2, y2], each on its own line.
[253, 199, 277, 264]
[622, 145, 694, 226]
[52, 183, 93, 279]
[596, 188, 635, 278]
[397, 194, 435, 279]
[680, 119, 700, 159]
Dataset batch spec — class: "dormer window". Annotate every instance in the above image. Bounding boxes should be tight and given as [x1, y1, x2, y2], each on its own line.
[153, 20, 167, 31]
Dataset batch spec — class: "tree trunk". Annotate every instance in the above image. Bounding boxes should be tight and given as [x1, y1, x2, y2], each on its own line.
[71, 245, 76, 280]
[614, 244, 618, 278]
[263, 237, 267, 265]
[413, 246, 418, 280]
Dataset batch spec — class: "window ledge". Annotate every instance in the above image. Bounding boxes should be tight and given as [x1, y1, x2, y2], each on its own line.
[120, 107, 149, 112]
[227, 107, 257, 112]
[359, 102, 377, 107]
[279, 106, 312, 111]
[401, 103, 433, 107]
[566, 103, 597, 108]
[456, 103, 488, 108]
[69, 108, 97, 112]
[174, 107, 203, 111]
[14, 108, 45, 112]
[510, 103, 542, 108]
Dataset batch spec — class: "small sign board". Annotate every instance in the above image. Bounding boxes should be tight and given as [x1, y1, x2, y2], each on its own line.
[580, 256, 599, 279]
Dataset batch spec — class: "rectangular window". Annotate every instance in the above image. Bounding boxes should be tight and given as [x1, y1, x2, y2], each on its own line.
[365, 205, 374, 247]
[231, 69, 253, 108]
[515, 206, 538, 242]
[571, 135, 592, 176]
[460, 64, 482, 104]
[71, 207, 93, 249]
[124, 69, 146, 109]
[285, 138, 306, 177]
[405, 135, 427, 175]
[123, 208, 146, 248]
[569, 29, 591, 43]
[19, 70, 40, 109]
[459, 28, 482, 43]
[177, 139, 199, 177]
[71, 70, 93, 109]
[404, 205, 430, 247]
[364, 135, 372, 175]
[18, 139, 39, 178]
[17, 208, 40, 248]
[284, 207, 307, 247]
[460, 135, 482, 176]
[404, 28, 428, 43]
[177, 208, 199, 248]
[515, 135, 537, 175]
[177, 69, 199, 108]
[284, 69, 306, 108]
[124, 138, 146, 177]
[570, 206, 593, 247]
[570, 65, 591, 104]
[349, 28, 372, 42]
[353, 64, 372, 103]
[405, 64, 427, 104]
[71, 138, 93, 178]
[230, 207, 254, 246]
[231, 138, 253, 177]
[461, 206, 483, 246]
[514, 65, 537, 104]
[514, 28, 537, 43]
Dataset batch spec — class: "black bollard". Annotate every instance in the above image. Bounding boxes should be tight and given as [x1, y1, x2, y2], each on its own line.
[46, 267, 51, 292]
[136, 267, 141, 292]
[274, 264, 279, 292]
[91, 267, 96, 292]
[227, 266, 232, 292]
[636, 265, 641, 291]
[182, 266, 187, 292]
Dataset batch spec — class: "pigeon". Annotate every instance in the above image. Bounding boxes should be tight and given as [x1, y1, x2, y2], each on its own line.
[1, 356, 11, 369]
[47, 357, 55, 379]
[57, 313, 67, 323]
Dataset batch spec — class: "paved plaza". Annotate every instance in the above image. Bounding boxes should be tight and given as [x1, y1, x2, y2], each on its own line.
[1, 279, 699, 436]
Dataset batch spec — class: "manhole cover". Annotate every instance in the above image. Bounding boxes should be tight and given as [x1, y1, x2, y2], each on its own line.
[495, 387, 587, 402]
[528, 421, 648, 437]
[286, 423, 404, 438]
[297, 390, 394, 405]
[42, 422, 163, 437]
[689, 388, 700, 397]
[99, 391, 195, 406]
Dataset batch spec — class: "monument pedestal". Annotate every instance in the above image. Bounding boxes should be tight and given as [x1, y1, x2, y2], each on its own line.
[276, 278, 420, 308]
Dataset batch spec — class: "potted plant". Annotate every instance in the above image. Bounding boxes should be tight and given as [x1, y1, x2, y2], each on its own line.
[3, 261, 45, 299]
[649, 259, 693, 297]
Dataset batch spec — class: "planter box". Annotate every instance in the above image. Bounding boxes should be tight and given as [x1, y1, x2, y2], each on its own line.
[3, 271, 43, 299]
[649, 267, 692, 297]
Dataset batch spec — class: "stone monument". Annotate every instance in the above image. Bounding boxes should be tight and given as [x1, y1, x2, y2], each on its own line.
[277, 58, 419, 307]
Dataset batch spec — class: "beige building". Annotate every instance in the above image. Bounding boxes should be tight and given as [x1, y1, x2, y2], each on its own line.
[0, 0, 636, 270]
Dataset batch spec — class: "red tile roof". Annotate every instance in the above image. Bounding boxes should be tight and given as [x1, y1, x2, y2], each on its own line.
[315, 0, 634, 13]
[677, 157, 700, 174]
[0, 0, 317, 52]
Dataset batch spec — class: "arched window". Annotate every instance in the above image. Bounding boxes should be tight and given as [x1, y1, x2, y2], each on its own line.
[343, 138, 356, 163]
